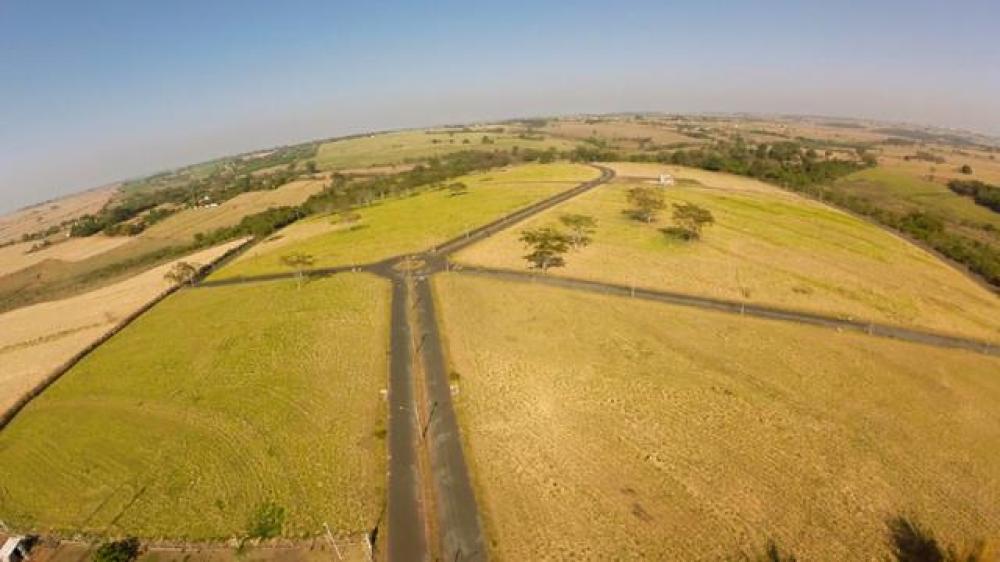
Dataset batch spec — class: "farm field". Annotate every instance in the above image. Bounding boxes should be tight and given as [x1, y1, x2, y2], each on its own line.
[138, 178, 328, 243]
[0, 273, 389, 539]
[0, 185, 118, 244]
[312, 129, 574, 170]
[542, 118, 704, 146]
[0, 239, 248, 418]
[454, 162, 1000, 341]
[211, 163, 599, 280]
[834, 167, 1000, 228]
[433, 274, 1000, 560]
[0, 234, 131, 277]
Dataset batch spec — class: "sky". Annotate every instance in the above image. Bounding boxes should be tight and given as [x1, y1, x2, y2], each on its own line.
[1, 0, 998, 213]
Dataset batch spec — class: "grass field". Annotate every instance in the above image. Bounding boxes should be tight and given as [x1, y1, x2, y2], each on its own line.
[542, 119, 705, 147]
[312, 129, 574, 170]
[835, 167, 1000, 228]
[0, 235, 131, 277]
[210, 163, 599, 280]
[0, 273, 389, 539]
[454, 163, 1000, 341]
[139, 178, 328, 244]
[0, 239, 247, 416]
[433, 274, 1000, 560]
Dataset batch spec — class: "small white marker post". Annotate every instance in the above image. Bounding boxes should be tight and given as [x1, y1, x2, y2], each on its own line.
[324, 522, 343, 561]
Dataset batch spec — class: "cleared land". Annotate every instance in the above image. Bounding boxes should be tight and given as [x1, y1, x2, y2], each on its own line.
[0, 185, 118, 244]
[0, 273, 389, 539]
[434, 274, 1000, 560]
[454, 163, 1000, 341]
[0, 235, 132, 277]
[211, 163, 599, 280]
[312, 130, 574, 170]
[0, 239, 248, 416]
[138, 178, 328, 243]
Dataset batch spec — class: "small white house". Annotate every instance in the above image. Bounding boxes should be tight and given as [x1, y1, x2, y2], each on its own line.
[0, 536, 28, 562]
[658, 173, 675, 186]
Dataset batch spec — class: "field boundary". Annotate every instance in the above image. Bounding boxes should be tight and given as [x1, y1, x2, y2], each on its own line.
[0, 238, 252, 430]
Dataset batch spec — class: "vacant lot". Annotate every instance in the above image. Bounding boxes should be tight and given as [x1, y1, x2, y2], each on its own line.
[455, 163, 1000, 341]
[0, 273, 389, 539]
[0, 239, 248, 418]
[0, 185, 118, 244]
[312, 129, 574, 170]
[434, 274, 1000, 560]
[139, 178, 328, 243]
[211, 163, 599, 279]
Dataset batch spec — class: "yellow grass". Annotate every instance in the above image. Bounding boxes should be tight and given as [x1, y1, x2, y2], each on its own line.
[139, 179, 327, 243]
[0, 235, 132, 277]
[434, 273, 1000, 560]
[211, 163, 599, 279]
[0, 185, 118, 244]
[313, 130, 574, 170]
[543, 119, 703, 145]
[0, 238, 248, 415]
[454, 164, 1000, 341]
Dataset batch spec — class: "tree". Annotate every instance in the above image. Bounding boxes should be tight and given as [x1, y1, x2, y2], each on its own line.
[94, 537, 141, 562]
[447, 182, 468, 197]
[663, 203, 715, 240]
[625, 186, 666, 223]
[519, 227, 572, 271]
[164, 261, 199, 286]
[304, 160, 318, 174]
[559, 214, 597, 249]
[281, 252, 315, 287]
[960, 164, 973, 174]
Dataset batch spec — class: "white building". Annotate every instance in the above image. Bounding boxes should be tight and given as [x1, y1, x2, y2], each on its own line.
[658, 173, 675, 186]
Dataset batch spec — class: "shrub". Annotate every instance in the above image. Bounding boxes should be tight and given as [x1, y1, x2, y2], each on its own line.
[93, 537, 140, 562]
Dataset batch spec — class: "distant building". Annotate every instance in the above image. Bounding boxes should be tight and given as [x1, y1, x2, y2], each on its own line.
[658, 173, 675, 186]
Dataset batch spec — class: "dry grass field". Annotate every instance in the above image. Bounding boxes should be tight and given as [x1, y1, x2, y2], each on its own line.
[876, 143, 1000, 187]
[454, 162, 1000, 341]
[0, 235, 132, 277]
[138, 178, 328, 243]
[0, 185, 118, 244]
[0, 238, 248, 415]
[433, 274, 1000, 560]
[0, 273, 389, 539]
[542, 119, 704, 146]
[312, 129, 574, 170]
[211, 163, 599, 279]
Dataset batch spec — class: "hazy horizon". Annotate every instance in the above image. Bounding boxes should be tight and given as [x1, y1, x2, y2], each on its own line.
[2, 0, 998, 214]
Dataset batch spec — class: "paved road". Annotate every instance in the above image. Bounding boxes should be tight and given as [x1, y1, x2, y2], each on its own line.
[188, 162, 998, 562]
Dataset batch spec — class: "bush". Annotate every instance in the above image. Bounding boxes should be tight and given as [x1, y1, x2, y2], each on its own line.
[93, 537, 140, 562]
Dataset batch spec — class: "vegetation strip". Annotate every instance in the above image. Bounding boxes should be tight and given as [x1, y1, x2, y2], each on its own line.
[450, 265, 1000, 356]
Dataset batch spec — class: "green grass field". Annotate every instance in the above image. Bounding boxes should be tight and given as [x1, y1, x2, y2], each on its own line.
[312, 129, 575, 170]
[210, 163, 599, 280]
[836, 167, 1000, 227]
[454, 166, 1000, 341]
[433, 273, 1000, 560]
[0, 274, 389, 539]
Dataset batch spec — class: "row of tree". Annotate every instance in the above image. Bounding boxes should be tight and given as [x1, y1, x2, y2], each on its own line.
[947, 179, 1000, 213]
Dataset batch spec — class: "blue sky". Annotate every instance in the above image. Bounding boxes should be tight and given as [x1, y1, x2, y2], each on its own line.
[1, 0, 998, 212]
